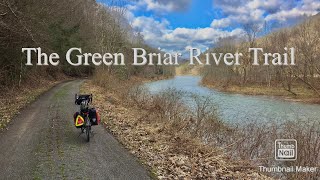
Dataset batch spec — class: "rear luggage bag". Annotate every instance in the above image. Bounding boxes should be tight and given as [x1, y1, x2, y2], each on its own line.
[89, 108, 100, 125]
[73, 112, 84, 128]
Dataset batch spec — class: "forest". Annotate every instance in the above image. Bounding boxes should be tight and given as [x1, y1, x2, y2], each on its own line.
[0, 1, 319, 179]
[202, 14, 320, 98]
[0, 0, 174, 91]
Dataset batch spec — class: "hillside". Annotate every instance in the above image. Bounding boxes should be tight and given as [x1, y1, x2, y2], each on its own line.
[202, 13, 320, 101]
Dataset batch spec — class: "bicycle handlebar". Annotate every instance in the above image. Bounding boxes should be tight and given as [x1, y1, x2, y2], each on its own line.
[75, 94, 93, 105]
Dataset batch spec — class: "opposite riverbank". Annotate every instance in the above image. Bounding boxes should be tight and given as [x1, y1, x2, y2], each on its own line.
[175, 64, 320, 104]
[201, 78, 320, 104]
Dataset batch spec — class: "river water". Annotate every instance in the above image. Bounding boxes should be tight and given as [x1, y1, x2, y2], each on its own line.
[144, 76, 320, 124]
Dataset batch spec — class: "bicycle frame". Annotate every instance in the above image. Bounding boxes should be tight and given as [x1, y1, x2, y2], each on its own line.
[75, 94, 93, 142]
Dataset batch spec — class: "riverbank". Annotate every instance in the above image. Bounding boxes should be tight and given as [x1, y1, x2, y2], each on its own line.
[175, 62, 203, 76]
[81, 79, 270, 179]
[143, 76, 320, 179]
[201, 79, 320, 104]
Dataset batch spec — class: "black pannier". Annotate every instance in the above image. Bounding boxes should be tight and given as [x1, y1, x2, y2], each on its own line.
[89, 108, 100, 125]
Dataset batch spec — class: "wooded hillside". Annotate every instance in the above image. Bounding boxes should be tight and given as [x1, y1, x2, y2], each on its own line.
[0, 0, 174, 91]
[202, 14, 320, 97]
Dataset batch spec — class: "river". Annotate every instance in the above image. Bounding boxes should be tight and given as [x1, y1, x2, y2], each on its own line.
[144, 76, 320, 124]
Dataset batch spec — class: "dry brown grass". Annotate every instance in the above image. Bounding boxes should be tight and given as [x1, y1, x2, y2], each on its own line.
[82, 78, 271, 179]
[0, 75, 67, 130]
[226, 119, 320, 180]
[86, 72, 320, 179]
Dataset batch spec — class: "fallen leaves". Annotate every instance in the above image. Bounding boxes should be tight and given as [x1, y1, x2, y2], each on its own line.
[0, 79, 61, 130]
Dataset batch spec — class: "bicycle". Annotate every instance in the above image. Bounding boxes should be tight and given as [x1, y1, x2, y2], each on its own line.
[75, 94, 93, 142]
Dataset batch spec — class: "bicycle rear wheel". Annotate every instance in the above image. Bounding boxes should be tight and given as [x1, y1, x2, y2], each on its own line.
[86, 125, 90, 142]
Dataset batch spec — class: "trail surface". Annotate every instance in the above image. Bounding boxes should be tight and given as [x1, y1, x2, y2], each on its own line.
[0, 80, 151, 179]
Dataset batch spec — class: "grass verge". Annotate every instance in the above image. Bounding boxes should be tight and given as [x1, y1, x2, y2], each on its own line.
[0, 77, 68, 130]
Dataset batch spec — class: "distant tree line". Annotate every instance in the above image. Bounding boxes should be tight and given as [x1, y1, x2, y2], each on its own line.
[202, 14, 320, 96]
[0, 0, 174, 89]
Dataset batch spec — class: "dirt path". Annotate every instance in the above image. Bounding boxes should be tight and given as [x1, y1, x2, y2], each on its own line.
[0, 80, 151, 179]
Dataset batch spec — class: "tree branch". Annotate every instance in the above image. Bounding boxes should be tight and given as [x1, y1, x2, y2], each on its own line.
[6, 1, 37, 43]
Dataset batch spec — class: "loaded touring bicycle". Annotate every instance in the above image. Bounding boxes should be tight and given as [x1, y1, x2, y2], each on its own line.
[74, 94, 100, 142]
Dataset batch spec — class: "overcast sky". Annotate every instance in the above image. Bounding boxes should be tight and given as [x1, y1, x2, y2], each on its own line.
[98, 0, 320, 54]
